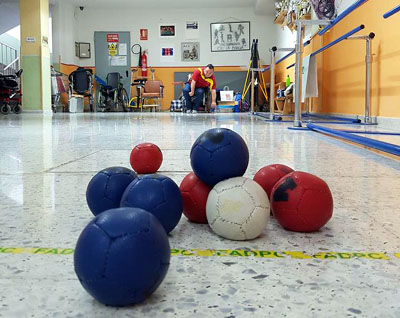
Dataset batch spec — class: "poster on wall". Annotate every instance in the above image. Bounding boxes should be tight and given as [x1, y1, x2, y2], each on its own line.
[181, 42, 200, 62]
[210, 21, 250, 52]
[108, 43, 118, 56]
[185, 21, 199, 39]
[160, 46, 175, 62]
[159, 24, 176, 37]
[109, 56, 127, 66]
[119, 43, 127, 56]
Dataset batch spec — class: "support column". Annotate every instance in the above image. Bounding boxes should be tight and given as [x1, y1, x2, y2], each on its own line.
[20, 0, 51, 112]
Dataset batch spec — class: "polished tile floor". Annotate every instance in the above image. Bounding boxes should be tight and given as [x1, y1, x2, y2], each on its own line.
[0, 112, 399, 318]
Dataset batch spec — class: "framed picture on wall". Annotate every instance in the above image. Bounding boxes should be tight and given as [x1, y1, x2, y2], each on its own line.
[186, 21, 198, 30]
[210, 21, 250, 52]
[160, 46, 175, 63]
[159, 24, 176, 37]
[181, 42, 200, 62]
[185, 21, 199, 39]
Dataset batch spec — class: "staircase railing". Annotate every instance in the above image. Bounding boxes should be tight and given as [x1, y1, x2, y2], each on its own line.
[0, 41, 19, 75]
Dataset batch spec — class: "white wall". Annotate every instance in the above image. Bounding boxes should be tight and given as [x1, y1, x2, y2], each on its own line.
[51, 1, 79, 65]
[65, 6, 278, 67]
[274, 26, 296, 52]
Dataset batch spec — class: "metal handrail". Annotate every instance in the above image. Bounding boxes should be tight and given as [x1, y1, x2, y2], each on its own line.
[383, 4, 400, 19]
[286, 63, 295, 70]
[275, 41, 310, 65]
[4, 57, 19, 71]
[285, 27, 365, 69]
[311, 25, 365, 57]
[307, 123, 400, 156]
[0, 41, 18, 52]
[0, 41, 19, 75]
[262, 41, 310, 73]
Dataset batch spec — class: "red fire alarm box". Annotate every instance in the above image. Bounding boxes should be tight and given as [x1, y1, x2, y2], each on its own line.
[140, 29, 148, 40]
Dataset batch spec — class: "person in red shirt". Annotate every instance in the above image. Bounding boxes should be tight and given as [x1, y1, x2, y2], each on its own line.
[183, 64, 217, 113]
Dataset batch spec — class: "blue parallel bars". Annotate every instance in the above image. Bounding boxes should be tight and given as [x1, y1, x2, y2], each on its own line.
[383, 4, 400, 19]
[275, 50, 295, 66]
[319, 0, 369, 35]
[286, 26, 364, 70]
[274, 41, 310, 66]
[302, 113, 361, 123]
[275, 41, 310, 65]
[307, 123, 400, 156]
[311, 25, 365, 57]
[341, 131, 400, 136]
[287, 63, 295, 70]
[262, 41, 310, 73]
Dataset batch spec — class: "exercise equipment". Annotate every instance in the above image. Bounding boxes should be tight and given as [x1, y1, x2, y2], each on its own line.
[241, 39, 268, 112]
[383, 4, 400, 19]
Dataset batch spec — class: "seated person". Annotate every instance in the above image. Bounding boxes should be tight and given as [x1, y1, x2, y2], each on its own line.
[183, 64, 217, 113]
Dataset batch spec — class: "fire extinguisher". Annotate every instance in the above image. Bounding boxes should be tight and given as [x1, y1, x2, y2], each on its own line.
[141, 50, 148, 77]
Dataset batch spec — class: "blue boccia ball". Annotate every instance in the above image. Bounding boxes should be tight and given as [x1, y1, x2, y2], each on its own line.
[86, 167, 137, 216]
[120, 174, 182, 234]
[74, 207, 170, 306]
[190, 128, 249, 186]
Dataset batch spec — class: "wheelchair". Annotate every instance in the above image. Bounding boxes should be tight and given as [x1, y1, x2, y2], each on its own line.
[95, 72, 129, 112]
[0, 69, 23, 115]
[181, 86, 212, 113]
[68, 67, 94, 112]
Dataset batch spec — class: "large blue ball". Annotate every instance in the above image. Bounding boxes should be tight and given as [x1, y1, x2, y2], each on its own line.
[74, 207, 170, 306]
[190, 128, 249, 186]
[86, 167, 137, 216]
[120, 174, 182, 234]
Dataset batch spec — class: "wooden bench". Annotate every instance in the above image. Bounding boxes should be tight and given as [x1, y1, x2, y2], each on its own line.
[273, 82, 294, 115]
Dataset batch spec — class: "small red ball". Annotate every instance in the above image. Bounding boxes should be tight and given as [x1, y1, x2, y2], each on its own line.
[253, 164, 294, 200]
[179, 172, 212, 223]
[130, 143, 163, 174]
[271, 171, 333, 232]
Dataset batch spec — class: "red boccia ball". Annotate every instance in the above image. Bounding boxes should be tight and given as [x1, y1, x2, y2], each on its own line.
[253, 164, 294, 200]
[179, 172, 212, 223]
[130, 143, 163, 174]
[270, 171, 333, 232]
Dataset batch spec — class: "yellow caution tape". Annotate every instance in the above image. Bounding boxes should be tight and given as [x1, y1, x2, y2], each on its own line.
[0, 247, 74, 255]
[0, 247, 399, 261]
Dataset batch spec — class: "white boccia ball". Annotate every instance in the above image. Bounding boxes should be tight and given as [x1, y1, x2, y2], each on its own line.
[206, 177, 270, 240]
